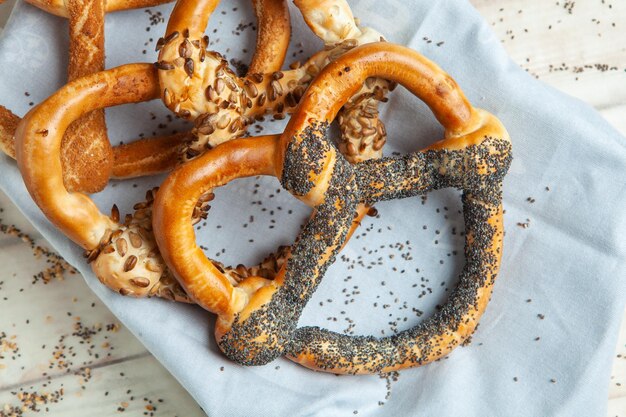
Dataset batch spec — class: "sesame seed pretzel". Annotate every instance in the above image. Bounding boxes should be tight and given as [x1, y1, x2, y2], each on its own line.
[151, 42, 512, 372]
[157, 0, 392, 163]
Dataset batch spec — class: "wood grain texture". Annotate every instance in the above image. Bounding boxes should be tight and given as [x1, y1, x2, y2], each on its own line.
[0, 0, 625, 415]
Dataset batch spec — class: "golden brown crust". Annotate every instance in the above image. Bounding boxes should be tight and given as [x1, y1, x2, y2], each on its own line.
[62, 0, 112, 193]
[111, 132, 191, 179]
[157, 0, 389, 162]
[0, 105, 19, 159]
[153, 42, 511, 374]
[16, 63, 160, 250]
[23, 0, 174, 17]
[248, 0, 291, 74]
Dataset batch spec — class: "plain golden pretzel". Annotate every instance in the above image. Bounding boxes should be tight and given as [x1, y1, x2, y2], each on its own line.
[152, 42, 512, 373]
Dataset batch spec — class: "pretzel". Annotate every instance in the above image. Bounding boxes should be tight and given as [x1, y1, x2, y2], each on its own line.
[1, 0, 290, 188]
[157, 0, 391, 163]
[23, 0, 172, 16]
[0, 0, 184, 191]
[151, 42, 512, 373]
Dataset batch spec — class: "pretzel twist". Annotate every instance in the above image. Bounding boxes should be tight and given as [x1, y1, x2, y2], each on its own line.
[157, 0, 390, 163]
[0, 0, 192, 190]
[152, 43, 511, 373]
[62, 0, 113, 193]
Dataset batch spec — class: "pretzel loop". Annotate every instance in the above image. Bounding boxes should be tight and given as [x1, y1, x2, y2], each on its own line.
[14, 0, 295, 302]
[152, 42, 512, 372]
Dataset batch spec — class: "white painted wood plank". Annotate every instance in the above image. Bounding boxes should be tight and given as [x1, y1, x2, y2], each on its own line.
[470, 0, 626, 109]
[600, 105, 626, 137]
[0, 355, 205, 416]
[0, 243, 146, 388]
[0, 192, 43, 246]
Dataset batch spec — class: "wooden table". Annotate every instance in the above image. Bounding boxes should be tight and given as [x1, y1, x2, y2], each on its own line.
[0, 0, 624, 415]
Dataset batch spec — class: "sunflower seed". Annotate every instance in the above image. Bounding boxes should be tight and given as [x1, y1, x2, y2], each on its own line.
[197, 123, 215, 135]
[111, 204, 120, 222]
[146, 262, 162, 273]
[250, 73, 263, 83]
[102, 245, 115, 254]
[86, 248, 100, 263]
[223, 77, 238, 91]
[229, 117, 243, 133]
[357, 116, 372, 127]
[373, 137, 386, 151]
[119, 288, 131, 296]
[306, 64, 319, 76]
[285, 92, 297, 108]
[130, 277, 150, 288]
[163, 88, 173, 106]
[215, 78, 225, 94]
[155, 38, 165, 51]
[272, 71, 284, 80]
[129, 232, 142, 248]
[205, 85, 218, 102]
[216, 114, 231, 129]
[271, 80, 283, 97]
[256, 93, 266, 107]
[155, 61, 175, 71]
[184, 58, 194, 76]
[179, 39, 192, 58]
[124, 255, 138, 272]
[243, 80, 258, 98]
[346, 142, 357, 156]
[186, 148, 201, 159]
[212, 262, 225, 273]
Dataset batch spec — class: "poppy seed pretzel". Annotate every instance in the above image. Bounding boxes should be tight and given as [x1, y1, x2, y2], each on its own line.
[151, 42, 511, 372]
[157, 0, 391, 163]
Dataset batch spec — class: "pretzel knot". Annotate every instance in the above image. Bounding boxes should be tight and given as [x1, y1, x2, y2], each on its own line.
[157, 0, 392, 163]
[152, 42, 512, 374]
